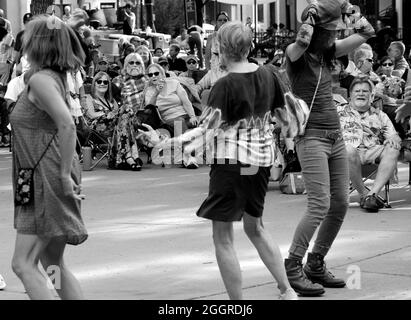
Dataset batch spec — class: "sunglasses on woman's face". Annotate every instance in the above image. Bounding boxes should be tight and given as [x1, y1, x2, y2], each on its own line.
[159, 62, 168, 66]
[187, 60, 197, 65]
[128, 61, 142, 66]
[96, 80, 109, 85]
[147, 71, 160, 77]
[382, 62, 394, 67]
[98, 61, 108, 65]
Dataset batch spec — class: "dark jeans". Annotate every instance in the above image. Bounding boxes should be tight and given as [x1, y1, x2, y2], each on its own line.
[188, 32, 204, 69]
[289, 129, 349, 259]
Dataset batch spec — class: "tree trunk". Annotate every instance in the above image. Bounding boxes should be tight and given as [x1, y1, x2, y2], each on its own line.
[30, 0, 55, 15]
[195, 0, 204, 26]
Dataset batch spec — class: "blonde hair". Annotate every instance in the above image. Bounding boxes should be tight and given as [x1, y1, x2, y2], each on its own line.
[23, 15, 85, 72]
[146, 63, 165, 78]
[389, 41, 406, 56]
[353, 49, 372, 66]
[217, 21, 252, 62]
[135, 45, 153, 67]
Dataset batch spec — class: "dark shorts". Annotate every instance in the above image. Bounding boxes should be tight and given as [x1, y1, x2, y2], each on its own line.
[196, 163, 271, 222]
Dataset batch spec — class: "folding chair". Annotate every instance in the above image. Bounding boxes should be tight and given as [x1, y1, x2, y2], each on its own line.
[349, 164, 392, 209]
[84, 129, 111, 170]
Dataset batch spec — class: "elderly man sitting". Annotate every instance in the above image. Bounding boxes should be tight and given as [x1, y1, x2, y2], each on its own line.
[338, 76, 401, 212]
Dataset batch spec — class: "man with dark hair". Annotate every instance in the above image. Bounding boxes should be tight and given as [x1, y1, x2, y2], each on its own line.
[167, 44, 187, 74]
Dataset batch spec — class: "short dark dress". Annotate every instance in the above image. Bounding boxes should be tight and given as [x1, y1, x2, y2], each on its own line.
[10, 69, 88, 245]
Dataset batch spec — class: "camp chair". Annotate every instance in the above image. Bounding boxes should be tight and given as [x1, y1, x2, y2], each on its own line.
[350, 164, 392, 209]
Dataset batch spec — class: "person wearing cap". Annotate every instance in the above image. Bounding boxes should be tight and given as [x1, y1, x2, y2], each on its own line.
[179, 55, 199, 79]
[338, 76, 400, 212]
[157, 56, 177, 78]
[95, 55, 110, 75]
[281, 0, 376, 297]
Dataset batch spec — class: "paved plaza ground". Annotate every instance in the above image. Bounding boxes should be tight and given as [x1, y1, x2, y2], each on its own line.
[1, 148, 411, 300]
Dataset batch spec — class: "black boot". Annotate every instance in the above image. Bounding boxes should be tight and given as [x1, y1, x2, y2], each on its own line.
[284, 258, 325, 296]
[304, 253, 346, 288]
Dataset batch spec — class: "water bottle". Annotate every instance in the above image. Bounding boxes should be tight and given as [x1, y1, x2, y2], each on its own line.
[82, 146, 92, 171]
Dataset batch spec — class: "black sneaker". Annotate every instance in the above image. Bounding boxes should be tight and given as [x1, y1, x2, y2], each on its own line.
[360, 194, 380, 212]
[304, 253, 346, 288]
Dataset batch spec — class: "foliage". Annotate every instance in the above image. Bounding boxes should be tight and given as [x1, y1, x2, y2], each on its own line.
[30, 0, 54, 15]
[154, 0, 185, 37]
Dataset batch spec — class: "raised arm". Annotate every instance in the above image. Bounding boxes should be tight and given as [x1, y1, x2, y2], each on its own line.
[335, 16, 375, 58]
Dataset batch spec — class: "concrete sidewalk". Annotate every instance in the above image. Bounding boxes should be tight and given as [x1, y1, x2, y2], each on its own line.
[1, 148, 410, 300]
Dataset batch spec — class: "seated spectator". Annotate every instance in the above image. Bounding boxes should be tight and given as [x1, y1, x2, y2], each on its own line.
[387, 41, 410, 79]
[86, 48, 101, 78]
[157, 56, 177, 78]
[118, 43, 135, 68]
[342, 47, 380, 95]
[130, 36, 142, 48]
[144, 63, 198, 137]
[83, 72, 118, 140]
[195, 49, 227, 105]
[111, 53, 146, 171]
[135, 45, 153, 70]
[167, 44, 187, 75]
[153, 47, 164, 58]
[265, 49, 285, 67]
[179, 55, 199, 80]
[338, 76, 401, 213]
[375, 55, 407, 138]
[95, 55, 110, 76]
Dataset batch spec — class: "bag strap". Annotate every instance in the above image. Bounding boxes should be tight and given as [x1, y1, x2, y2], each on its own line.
[309, 64, 323, 112]
[33, 132, 57, 170]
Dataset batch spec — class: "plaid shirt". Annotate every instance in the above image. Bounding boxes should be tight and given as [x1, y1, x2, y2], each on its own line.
[0, 33, 14, 64]
[337, 103, 401, 149]
[112, 75, 146, 110]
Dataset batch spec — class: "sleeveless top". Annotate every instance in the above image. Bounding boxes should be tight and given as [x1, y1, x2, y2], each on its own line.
[9, 69, 88, 245]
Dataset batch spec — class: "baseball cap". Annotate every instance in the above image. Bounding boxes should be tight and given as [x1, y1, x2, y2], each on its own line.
[301, 0, 352, 31]
[185, 55, 199, 64]
[158, 56, 168, 64]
